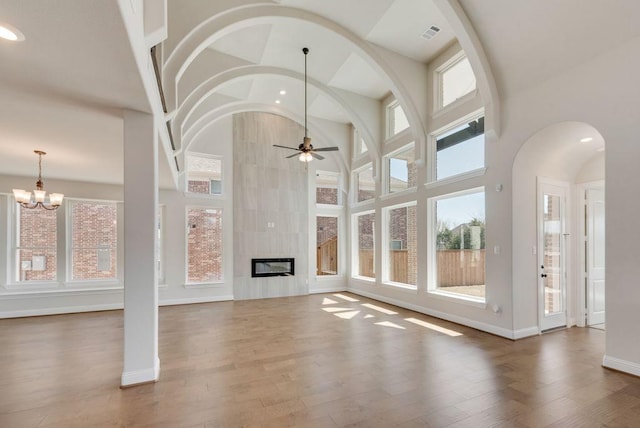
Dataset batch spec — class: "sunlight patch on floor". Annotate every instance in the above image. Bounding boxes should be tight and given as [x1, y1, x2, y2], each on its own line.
[322, 307, 355, 313]
[375, 321, 405, 329]
[333, 293, 359, 302]
[322, 297, 339, 305]
[362, 303, 397, 315]
[364, 314, 375, 319]
[405, 317, 463, 337]
[334, 310, 360, 320]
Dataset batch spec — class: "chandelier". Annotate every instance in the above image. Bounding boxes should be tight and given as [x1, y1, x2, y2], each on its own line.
[13, 150, 64, 210]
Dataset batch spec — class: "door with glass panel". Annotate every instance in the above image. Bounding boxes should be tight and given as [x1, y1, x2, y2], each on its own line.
[538, 180, 568, 331]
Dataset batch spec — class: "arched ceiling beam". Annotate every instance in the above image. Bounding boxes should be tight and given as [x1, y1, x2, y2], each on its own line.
[163, 4, 426, 153]
[433, 0, 501, 138]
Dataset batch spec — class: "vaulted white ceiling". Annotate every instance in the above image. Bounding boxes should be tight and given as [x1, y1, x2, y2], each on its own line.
[0, 0, 638, 188]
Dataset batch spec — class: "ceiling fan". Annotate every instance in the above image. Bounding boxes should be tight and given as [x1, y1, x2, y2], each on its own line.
[273, 47, 339, 162]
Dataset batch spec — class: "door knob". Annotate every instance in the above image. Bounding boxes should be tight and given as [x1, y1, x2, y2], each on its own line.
[541, 273, 547, 278]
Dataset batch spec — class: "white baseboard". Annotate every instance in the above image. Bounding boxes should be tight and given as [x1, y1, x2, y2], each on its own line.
[121, 357, 160, 387]
[159, 295, 234, 306]
[310, 286, 347, 294]
[349, 288, 518, 340]
[513, 326, 539, 339]
[0, 303, 123, 319]
[602, 355, 640, 377]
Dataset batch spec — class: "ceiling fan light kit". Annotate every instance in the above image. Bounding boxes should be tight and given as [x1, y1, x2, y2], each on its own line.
[273, 47, 339, 162]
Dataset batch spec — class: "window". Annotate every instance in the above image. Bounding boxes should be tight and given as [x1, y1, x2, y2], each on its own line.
[316, 171, 340, 205]
[387, 100, 409, 137]
[354, 211, 375, 279]
[353, 127, 367, 157]
[316, 216, 338, 276]
[15, 205, 57, 282]
[438, 54, 476, 108]
[187, 207, 223, 283]
[186, 153, 222, 195]
[434, 116, 484, 181]
[69, 200, 117, 281]
[355, 164, 375, 203]
[432, 189, 485, 299]
[387, 144, 417, 193]
[384, 203, 417, 287]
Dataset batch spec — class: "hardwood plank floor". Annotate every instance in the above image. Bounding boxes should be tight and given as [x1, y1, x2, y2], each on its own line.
[1, 293, 639, 427]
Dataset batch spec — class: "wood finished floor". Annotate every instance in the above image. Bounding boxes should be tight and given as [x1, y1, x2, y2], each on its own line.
[1, 292, 640, 427]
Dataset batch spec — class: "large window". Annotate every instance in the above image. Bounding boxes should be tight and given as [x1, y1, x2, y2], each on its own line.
[438, 54, 476, 108]
[432, 189, 485, 299]
[387, 100, 409, 137]
[16, 205, 57, 282]
[70, 200, 117, 281]
[187, 207, 223, 283]
[387, 144, 417, 193]
[354, 211, 375, 279]
[316, 216, 338, 276]
[186, 153, 222, 195]
[316, 171, 340, 205]
[355, 164, 375, 203]
[384, 203, 417, 287]
[434, 116, 484, 181]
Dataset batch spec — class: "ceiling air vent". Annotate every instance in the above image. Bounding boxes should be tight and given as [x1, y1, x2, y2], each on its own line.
[421, 25, 441, 40]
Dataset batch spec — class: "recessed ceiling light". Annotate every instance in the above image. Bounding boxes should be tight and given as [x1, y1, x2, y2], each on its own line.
[275, 100, 281, 104]
[279, 90, 286, 95]
[0, 22, 25, 42]
[580, 137, 593, 143]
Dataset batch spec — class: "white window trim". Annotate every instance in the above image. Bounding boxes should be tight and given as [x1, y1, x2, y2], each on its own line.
[315, 170, 342, 206]
[428, 109, 485, 184]
[185, 151, 224, 197]
[185, 205, 224, 285]
[316, 214, 339, 278]
[385, 99, 410, 139]
[426, 187, 486, 303]
[352, 163, 376, 205]
[434, 51, 477, 113]
[352, 127, 368, 161]
[352, 210, 376, 281]
[384, 142, 417, 196]
[381, 201, 417, 289]
[66, 198, 119, 284]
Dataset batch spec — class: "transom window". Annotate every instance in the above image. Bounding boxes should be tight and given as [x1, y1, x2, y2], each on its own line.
[386, 143, 417, 193]
[316, 171, 340, 205]
[434, 116, 484, 181]
[438, 53, 477, 109]
[186, 153, 222, 195]
[355, 164, 375, 203]
[387, 100, 409, 137]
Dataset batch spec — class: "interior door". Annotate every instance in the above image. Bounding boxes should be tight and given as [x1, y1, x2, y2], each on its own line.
[586, 187, 605, 326]
[538, 180, 568, 331]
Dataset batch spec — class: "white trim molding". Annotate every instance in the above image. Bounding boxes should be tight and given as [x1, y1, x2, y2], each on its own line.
[602, 355, 640, 377]
[121, 357, 160, 387]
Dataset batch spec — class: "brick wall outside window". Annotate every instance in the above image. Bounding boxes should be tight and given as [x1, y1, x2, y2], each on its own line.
[187, 207, 223, 282]
[71, 201, 117, 280]
[17, 206, 57, 282]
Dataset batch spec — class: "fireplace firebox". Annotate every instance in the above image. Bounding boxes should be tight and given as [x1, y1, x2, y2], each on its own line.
[251, 258, 295, 277]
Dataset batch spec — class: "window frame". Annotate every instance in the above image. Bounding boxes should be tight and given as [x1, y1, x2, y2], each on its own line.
[185, 151, 224, 197]
[352, 210, 376, 282]
[315, 170, 342, 206]
[384, 142, 417, 195]
[386, 99, 410, 139]
[434, 51, 478, 113]
[428, 110, 486, 185]
[316, 214, 339, 277]
[352, 127, 368, 161]
[427, 187, 486, 306]
[184, 205, 224, 286]
[66, 198, 119, 284]
[382, 201, 418, 290]
[353, 163, 376, 205]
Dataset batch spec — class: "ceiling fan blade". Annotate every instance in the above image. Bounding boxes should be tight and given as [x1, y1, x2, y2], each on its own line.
[313, 146, 339, 152]
[286, 153, 300, 159]
[310, 152, 325, 160]
[273, 144, 300, 151]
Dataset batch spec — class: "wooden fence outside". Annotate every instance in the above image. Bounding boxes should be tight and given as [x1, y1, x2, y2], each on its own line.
[356, 249, 485, 286]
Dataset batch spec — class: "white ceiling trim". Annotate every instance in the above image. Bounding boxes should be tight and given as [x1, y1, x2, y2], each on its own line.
[161, 4, 425, 159]
[174, 65, 379, 160]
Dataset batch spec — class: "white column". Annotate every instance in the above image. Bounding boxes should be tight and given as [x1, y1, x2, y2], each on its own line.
[121, 110, 159, 387]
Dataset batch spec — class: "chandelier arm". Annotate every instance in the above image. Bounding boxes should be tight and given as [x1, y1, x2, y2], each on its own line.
[40, 203, 58, 211]
[19, 202, 39, 209]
